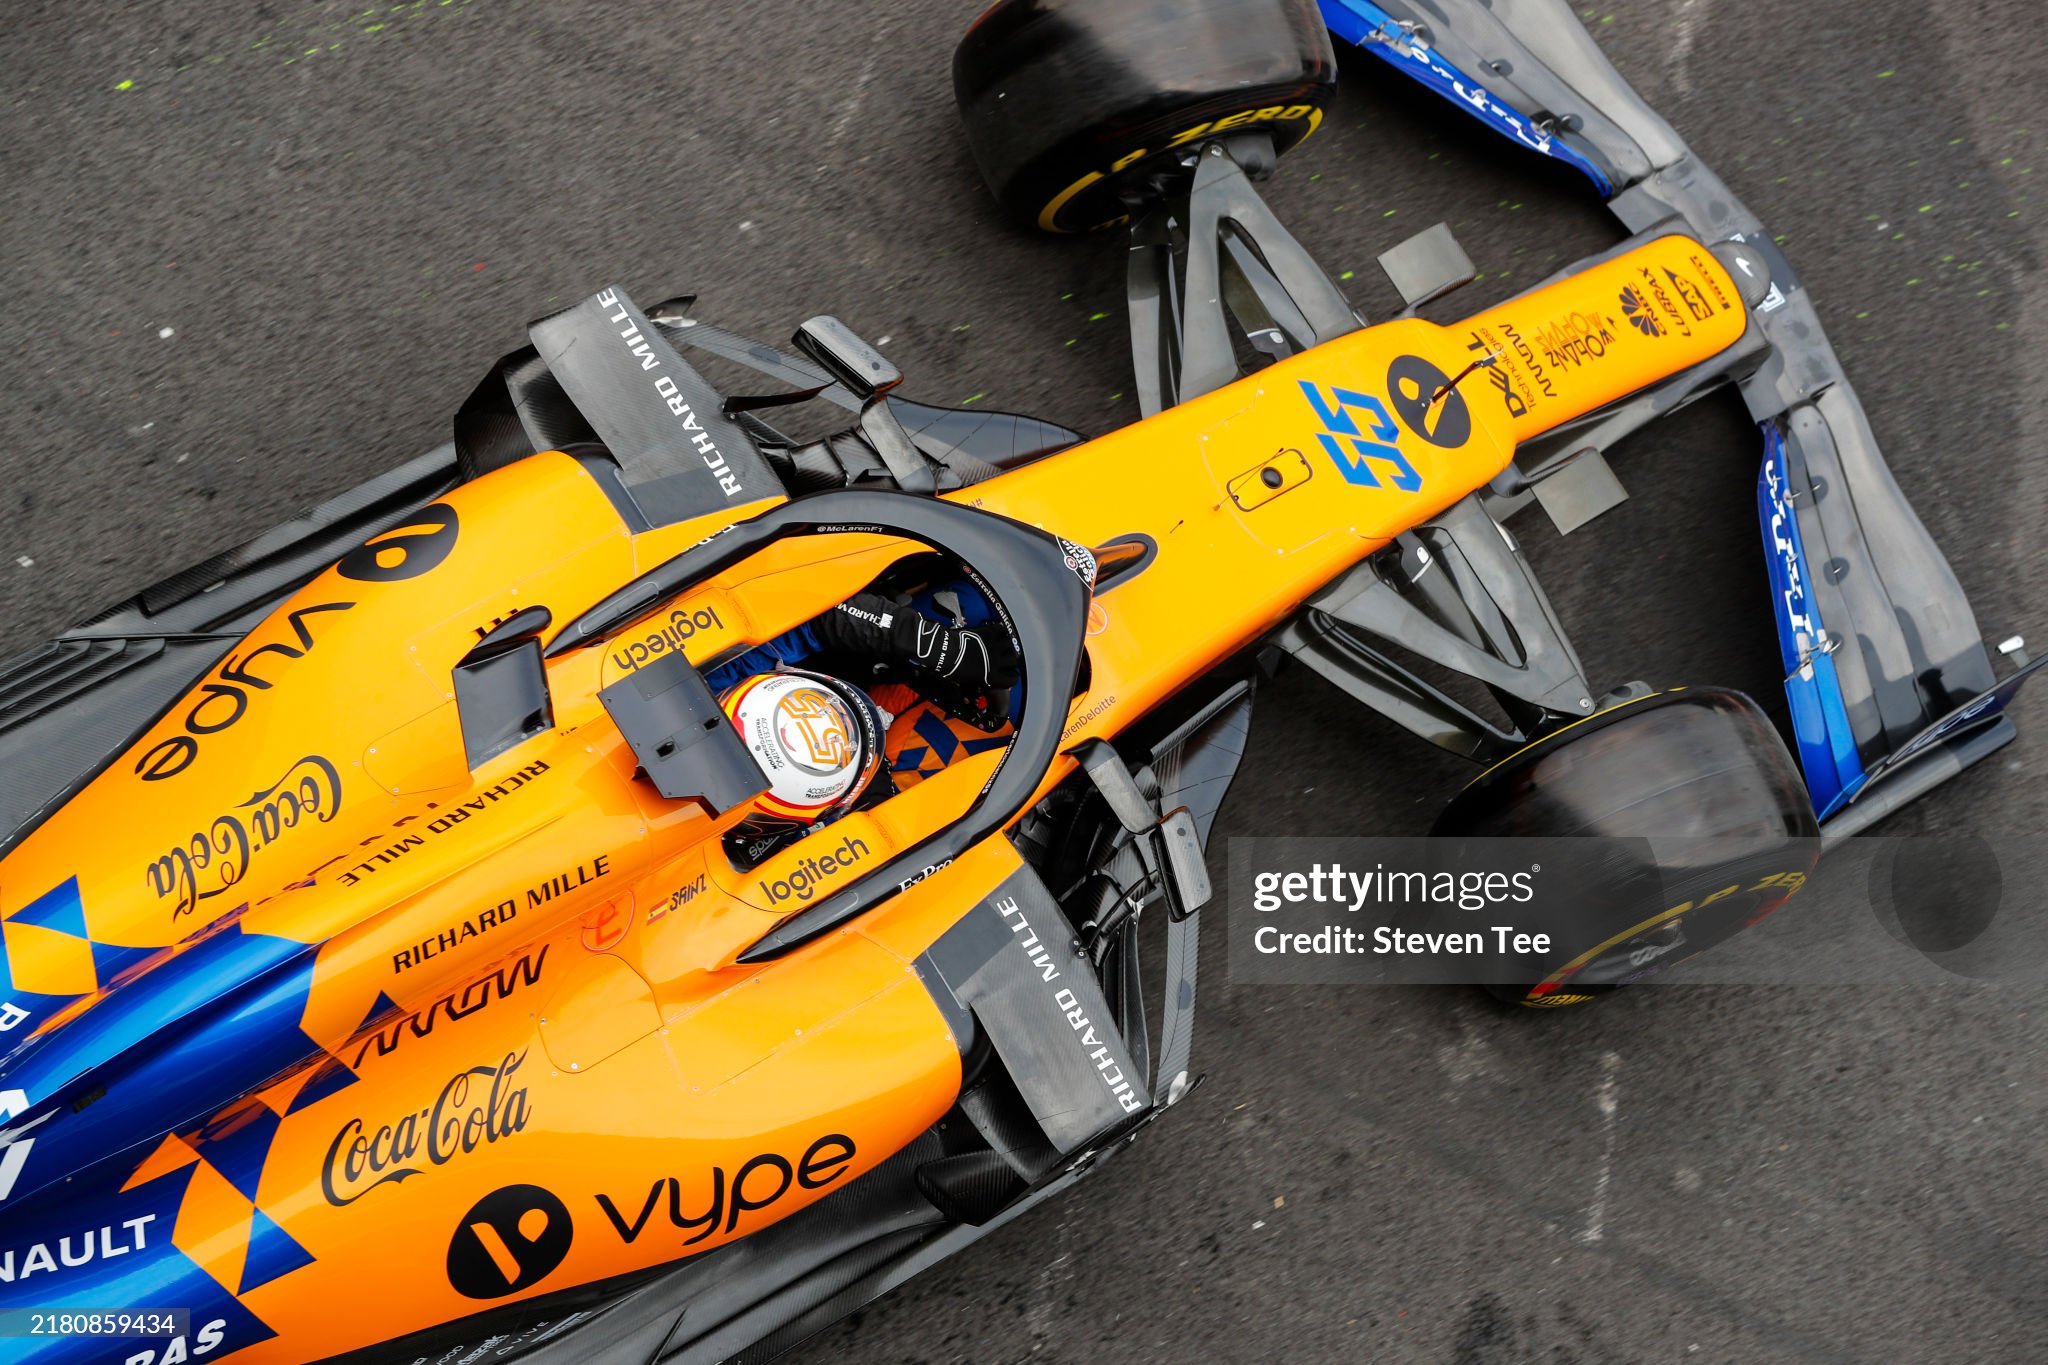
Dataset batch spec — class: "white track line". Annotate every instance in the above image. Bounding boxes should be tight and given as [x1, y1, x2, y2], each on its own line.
[1670, 0, 1708, 95]
[1579, 1051, 1623, 1244]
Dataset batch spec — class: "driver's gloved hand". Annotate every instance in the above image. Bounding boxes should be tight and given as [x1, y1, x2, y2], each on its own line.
[900, 612, 1019, 729]
[822, 592, 1019, 730]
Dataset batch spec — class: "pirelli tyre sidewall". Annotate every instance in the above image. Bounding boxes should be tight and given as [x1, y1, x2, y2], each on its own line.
[953, 0, 1338, 233]
[1432, 689, 1822, 1009]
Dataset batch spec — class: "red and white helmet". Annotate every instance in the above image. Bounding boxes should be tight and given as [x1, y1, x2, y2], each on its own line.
[720, 671, 882, 825]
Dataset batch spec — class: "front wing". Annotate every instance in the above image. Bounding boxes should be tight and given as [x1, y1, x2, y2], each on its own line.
[1321, 0, 2041, 832]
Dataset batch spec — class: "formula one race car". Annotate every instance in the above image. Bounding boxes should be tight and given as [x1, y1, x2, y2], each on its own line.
[0, 1, 2038, 1361]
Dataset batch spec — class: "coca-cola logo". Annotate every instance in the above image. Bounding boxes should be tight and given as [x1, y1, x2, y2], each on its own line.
[145, 754, 343, 921]
[320, 1050, 534, 1207]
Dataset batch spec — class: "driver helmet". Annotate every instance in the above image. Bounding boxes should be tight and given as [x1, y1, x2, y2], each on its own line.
[720, 670, 883, 828]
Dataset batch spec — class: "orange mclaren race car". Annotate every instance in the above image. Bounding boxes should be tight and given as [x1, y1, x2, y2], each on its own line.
[0, 1, 2039, 1361]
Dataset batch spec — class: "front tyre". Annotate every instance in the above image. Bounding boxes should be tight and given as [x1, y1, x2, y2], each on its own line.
[1432, 689, 1821, 1008]
[953, 0, 1337, 233]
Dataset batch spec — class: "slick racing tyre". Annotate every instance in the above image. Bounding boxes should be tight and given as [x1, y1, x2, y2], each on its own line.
[1432, 689, 1821, 1009]
[953, 0, 1337, 233]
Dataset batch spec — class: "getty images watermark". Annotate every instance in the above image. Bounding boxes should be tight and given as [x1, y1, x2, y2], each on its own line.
[1228, 836, 2047, 986]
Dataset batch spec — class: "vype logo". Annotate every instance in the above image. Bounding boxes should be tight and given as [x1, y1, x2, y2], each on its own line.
[447, 1184, 574, 1299]
[132, 603, 354, 782]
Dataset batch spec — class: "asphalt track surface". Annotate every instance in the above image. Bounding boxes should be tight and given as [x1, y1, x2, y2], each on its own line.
[4, 1, 2047, 1361]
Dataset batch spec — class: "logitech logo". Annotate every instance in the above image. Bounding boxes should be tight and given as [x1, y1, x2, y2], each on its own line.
[758, 834, 870, 904]
[611, 605, 724, 673]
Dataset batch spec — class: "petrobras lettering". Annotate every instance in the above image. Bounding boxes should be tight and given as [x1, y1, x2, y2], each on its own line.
[1449, 74, 1550, 153]
[612, 606, 725, 673]
[594, 1134, 857, 1247]
[133, 602, 355, 782]
[146, 754, 343, 921]
[123, 1320, 228, 1364]
[596, 289, 744, 498]
[0, 1214, 155, 1282]
[1052, 986, 1143, 1115]
[319, 1050, 533, 1207]
[1335, 13, 1610, 193]
[759, 835, 870, 905]
[995, 895, 1060, 983]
